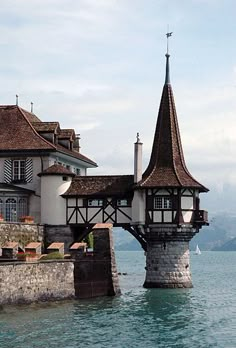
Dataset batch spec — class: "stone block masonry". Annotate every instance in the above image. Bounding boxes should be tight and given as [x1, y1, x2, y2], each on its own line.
[144, 225, 197, 288]
[44, 225, 73, 253]
[74, 223, 121, 298]
[0, 260, 75, 305]
[0, 223, 44, 249]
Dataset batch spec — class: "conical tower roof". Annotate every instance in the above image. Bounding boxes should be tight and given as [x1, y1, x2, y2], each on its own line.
[138, 53, 208, 192]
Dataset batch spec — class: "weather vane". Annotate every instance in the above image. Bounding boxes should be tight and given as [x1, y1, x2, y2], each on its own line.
[166, 30, 173, 55]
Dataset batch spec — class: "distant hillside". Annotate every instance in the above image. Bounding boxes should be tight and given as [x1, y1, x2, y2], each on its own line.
[212, 237, 236, 251]
[115, 238, 142, 251]
[113, 213, 236, 251]
[191, 213, 236, 251]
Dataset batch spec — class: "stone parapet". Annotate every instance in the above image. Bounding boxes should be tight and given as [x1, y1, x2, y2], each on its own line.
[0, 260, 75, 305]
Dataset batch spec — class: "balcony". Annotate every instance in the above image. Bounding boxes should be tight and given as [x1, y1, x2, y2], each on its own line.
[194, 210, 208, 225]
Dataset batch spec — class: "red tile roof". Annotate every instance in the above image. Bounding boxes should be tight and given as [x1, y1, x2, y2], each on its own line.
[38, 164, 75, 177]
[63, 175, 134, 196]
[0, 105, 97, 167]
[47, 242, 64, 249]
[0, 106, 56, 151]
[25, 242, 41, 249]
[58, 129, 75, 140]
[32, 122, 60, 133]
[138, 59, 208, 192]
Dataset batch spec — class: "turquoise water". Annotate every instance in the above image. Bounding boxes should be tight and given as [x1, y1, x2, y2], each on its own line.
[0, 251, 236, 348]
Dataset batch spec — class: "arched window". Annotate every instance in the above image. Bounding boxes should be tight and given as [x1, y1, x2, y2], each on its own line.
[18, 198, 27, 218]
[5, 198, 17, 222]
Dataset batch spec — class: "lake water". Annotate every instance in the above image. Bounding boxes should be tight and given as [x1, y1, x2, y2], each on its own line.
[0, 251, 236, 348]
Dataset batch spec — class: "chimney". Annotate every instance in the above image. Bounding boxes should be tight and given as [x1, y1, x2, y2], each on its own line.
[134, 133, 143, 183]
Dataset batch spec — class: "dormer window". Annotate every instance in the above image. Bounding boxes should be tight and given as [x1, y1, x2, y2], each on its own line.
[13, 160, 26, 182]
[154, 197, 172, 209]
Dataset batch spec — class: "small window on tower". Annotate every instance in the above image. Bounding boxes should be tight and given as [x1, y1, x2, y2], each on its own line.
[154, 196, 172, 209]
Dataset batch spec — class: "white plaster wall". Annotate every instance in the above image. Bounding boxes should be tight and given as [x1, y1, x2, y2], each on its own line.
[29, 195, 41, 223]
[117, 208, 132, 223]
[41, 176, 72, 224]
[182, 189, 192, 196]
[48, 155, 88, 176]
[131, 190, 145, 224]
[181, 197, 193, 210]
[88, 209, 102, 223]
[164, 211, 172, 223]
[153, 211, 162, 222]
[182, 211, 193, 223]
[0, 159, 4, 182]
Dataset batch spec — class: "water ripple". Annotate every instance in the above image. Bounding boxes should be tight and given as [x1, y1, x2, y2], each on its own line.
[0, 251, 236, 348]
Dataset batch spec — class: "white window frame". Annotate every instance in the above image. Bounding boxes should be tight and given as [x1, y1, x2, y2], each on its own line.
[88, 199, 103, 207]
[13, 160, 26, 181]
[154, 196, 172, 210]
[117, 199, 128, 207]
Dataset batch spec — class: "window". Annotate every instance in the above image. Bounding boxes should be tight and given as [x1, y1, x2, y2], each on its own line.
[117, 199, 128, 206]
[13, 160, 26, 181]
[88, 199, 103, 207]
[18, 198, 27, 217]
[0, 196, 28, 222]
[5, 198, 17, 222]
[154, 196, 172, 209]
[76, 168, 81, 176]
[66, 165, 71, 171]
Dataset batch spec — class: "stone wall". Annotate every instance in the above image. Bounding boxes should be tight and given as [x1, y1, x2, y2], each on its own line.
[0, 223, 44, 249]
[0, 260, 75, 305]
[44, 225, 73, 252]
[144, 225, 196, 288]
[74, 223, 120, 298]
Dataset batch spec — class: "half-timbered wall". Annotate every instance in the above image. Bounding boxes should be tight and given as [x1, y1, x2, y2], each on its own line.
[146, 188, 198, 224]
[67, 197, 132, 226]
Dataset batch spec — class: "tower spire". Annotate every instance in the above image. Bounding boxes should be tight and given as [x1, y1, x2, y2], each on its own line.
[165, 31, 172, 85]
[138, 36, 208, 192]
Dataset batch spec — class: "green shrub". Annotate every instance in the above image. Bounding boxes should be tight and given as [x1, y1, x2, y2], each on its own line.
[40, 252, 64, 260]
[83, 232, 94, 249]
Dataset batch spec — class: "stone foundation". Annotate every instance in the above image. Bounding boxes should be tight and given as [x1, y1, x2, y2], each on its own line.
[0, 260, 75, 305]
[144, 225, 197, 288]
[74, 223, 121, 298]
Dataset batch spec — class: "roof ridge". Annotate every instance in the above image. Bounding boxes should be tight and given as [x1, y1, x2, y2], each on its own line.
[18, 107, 57, 150]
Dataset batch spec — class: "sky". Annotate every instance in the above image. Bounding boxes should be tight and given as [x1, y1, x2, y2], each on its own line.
[0, 0, 236, 215]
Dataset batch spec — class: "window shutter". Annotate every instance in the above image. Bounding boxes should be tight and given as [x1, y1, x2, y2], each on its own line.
[4, 159, 12, 183]
[25, 158, 33, 183]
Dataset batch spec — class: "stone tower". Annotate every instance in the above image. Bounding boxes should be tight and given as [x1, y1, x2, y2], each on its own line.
[134, 48, 209, 288]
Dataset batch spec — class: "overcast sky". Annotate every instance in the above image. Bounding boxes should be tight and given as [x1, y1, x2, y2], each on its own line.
[0, 0, 236, 214]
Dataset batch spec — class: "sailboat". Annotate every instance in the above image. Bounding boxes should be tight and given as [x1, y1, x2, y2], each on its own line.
[195, 244, 201, 255]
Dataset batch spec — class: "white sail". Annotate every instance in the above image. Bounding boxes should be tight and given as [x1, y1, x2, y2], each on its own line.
[195, 244, 201, 255]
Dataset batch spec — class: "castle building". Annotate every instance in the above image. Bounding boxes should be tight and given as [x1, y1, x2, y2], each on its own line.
[0, 46, 208, 288]
[0, 105, 97, 223]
